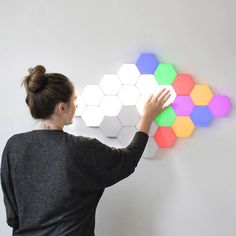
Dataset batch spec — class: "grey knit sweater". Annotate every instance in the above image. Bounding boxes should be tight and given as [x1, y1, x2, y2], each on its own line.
[1, 129, 148, 236]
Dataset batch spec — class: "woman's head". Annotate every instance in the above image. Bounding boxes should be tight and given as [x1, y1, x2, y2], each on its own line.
[21, 65, 77, 126]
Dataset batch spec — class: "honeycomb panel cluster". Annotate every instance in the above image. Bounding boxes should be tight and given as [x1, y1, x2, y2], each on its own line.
[75, 53, 232, 158]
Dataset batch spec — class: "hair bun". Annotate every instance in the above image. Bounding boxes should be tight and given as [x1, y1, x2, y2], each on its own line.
[28, 65, 46, 76]
[26, 65, 48, 93]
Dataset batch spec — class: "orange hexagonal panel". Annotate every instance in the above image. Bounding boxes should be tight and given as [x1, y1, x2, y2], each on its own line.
[172, 116, 195, 137]
[190, 84, 213, 105]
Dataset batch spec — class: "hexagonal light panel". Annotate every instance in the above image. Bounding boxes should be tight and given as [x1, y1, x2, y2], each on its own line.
[136, 95, 149, 115]
[142, 137, 158, 159]
[136, 53, 159, 74]
[136, 74, 159, 96]
[172, 96, 195, 116]
[155, 85, 177, 107]
[79, 52, 231, 152]
[118, 85, 140, 105]
[172, 74, 195, 95]
[118, 126, 137, 147]
[118, 64, 140, 84]
[99, 74, 122, 95]
[75, 96, 86, 117]
[172, 116, 195, 137]
[135, 85, 176, 115]
[155, 106, 177, 127]
[208, 95, 232, 117]
[100, 96, 122, 116]
[190, 84, 213, 106]
[154, 127, 177, 148]
[99, 116, 122, 137]
[81, 85, 104, 105]
[81, 106, 104, 127]
[190, 106, 213, 127]
[118, 105, 140, 126]
[154, 64, 177, 85]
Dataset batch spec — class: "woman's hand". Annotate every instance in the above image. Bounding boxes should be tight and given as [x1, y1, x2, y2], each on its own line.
[137, 88, 172, 134]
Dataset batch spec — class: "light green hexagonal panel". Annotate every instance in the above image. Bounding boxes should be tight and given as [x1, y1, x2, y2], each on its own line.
[155, 106, 176, 126]
[154, 64, 177, 85]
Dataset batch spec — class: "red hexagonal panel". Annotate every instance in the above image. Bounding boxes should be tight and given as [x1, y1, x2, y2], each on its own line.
[153, 127, 177, 148]
[172, 74, 195, 95]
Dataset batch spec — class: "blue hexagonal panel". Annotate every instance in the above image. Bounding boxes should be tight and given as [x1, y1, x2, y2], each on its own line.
[136, 53, 159, 74]
[190, 106, 213, 127]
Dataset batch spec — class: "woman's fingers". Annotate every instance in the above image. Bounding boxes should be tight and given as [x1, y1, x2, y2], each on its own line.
[158, 90, 171, 104]
[160, 93, 171, 106]
[146, 94, 154, 103]
[160, 102, 172, 113]
[152, 88, 166, 102]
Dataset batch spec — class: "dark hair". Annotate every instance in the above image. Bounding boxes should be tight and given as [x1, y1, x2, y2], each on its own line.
[21, 65, 75, 119]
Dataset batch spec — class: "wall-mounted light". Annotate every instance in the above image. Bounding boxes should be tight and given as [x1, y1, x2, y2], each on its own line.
[208, 95, 231, 117]
[154, 127, 177, 148]
[136, 53, 159, 74]
[154, 64, 177, 85]
[190, 106, 213, 127]
[99, 116, 122, 137]
[100, 96, 122, 116]
[172, 74, 195, 95]
[81, 85, 104, 106]
[118, 85, 140, 105]
[76, 52, 232, 152]
[99, 74, 121, 95]
[81, 106, 104, 127]
[172, 96, 195, 116]
[190, 84, 213, 106]
[118, 64, 140, 84]
[172, 116, 195, 137]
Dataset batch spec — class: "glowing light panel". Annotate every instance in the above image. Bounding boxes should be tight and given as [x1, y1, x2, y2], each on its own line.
[190, 106, 213, 127]
[208, 95, 231, 117]
[118, 64, 140, 84]
[136, 53, 159, 74]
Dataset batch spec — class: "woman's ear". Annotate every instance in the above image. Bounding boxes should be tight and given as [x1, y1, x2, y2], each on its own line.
[55, 102, 65, 114]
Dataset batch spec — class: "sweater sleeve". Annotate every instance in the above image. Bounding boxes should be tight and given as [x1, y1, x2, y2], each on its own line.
[0, 138, 19, 229]
[81, 131, 149, 190]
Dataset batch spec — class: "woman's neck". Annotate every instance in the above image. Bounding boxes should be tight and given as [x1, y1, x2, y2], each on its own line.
[34, 119, 64, 131]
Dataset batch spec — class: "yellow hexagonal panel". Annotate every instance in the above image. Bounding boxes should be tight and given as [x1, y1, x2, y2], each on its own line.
[190, 84, 213, 105]
[172, 116, 195, 137]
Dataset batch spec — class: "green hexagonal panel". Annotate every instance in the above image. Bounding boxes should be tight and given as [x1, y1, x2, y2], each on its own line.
[154, 64, 177, 85]
[155, 106, 176, 126]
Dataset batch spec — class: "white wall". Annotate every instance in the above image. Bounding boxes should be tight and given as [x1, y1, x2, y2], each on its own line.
[0, 0, 235, 235]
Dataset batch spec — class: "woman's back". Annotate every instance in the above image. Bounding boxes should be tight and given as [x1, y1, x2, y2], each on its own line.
[1, 129, 148, 236]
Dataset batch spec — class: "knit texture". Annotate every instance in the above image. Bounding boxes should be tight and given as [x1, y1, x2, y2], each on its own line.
[1, 130, 148, 236]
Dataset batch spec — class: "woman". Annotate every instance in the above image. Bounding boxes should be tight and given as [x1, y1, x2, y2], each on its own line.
[1, 65, 171, 236]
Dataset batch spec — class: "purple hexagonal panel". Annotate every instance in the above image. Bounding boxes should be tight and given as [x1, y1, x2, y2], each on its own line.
[208, 95, 231, 117]
[172, 96, 195, 116]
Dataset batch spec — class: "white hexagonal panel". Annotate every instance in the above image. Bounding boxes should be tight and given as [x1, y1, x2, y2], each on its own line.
[136, 95, 149, 115]
[118, 105, 140, 126]
[155, 85, 176, 107]
[75, 96, 86, 117]
[81, 106, 104, 127]
[100, 96, 122, 116]
[99, 74, 122, 95]
[118, 126, 137, 147]
[142, 137, 158, 159]
[136, 74, 159, 96]
[117, 64, 140, 84]
[99, 116, 122, 137]
[118, 85, 140, 105]
[81, 85, 104, 105]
